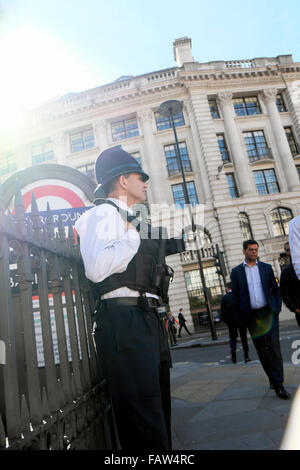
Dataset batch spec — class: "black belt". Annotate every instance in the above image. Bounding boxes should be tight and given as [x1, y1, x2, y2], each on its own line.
[100, 296, 160, 308]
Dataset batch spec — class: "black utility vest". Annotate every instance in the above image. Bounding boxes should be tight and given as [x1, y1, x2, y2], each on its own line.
[90, 203, 166, 299]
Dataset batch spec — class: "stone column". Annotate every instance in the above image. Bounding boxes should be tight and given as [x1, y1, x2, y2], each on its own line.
[217, 92, 255, 196]
[137, 109, 167, 205]
[184, 100, 211, 203]
[94, 120, 109, 151]
[53, 133, 66, 164]
[262, 88, 299, 191]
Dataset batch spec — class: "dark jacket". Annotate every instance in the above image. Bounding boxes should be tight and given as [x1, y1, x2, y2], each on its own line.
[280, 263, 300, 313]
[178, 312, 186, 325]
[231, 261, 282, 323]
[220, 291, 246, 329]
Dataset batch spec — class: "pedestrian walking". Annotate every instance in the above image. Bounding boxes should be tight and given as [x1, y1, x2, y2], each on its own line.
[177, 308, 192, 338]
[75, 146, 183, 450]
[220, 282, 251, 364]
[231, 239, 290, 399]
[167, 312, 178, 346]
[280, 242, 300, 328]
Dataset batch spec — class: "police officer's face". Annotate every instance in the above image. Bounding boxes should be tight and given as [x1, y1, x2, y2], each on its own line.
[124, 173, 147, 206]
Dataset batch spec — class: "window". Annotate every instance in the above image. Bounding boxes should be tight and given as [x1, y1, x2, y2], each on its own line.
[171, 181, 198, 209]
[253, 169, 279, 195]
[233, 97, 261, 116]
[217, 134, 230, 163]
[296, 165, 300, 180]
[154, 111, 185, 131]
[208, 99, 220, 119]
[0, 152, 16, 176]
[31, 141, 54, 165]
[77, 163, 96, 181]
[130, 151, 142, 168]
[184, 267, 222, 307]
[70, 129, 95, 153]
[270, 207, 293, 236]
[243, 130, 270, 162]
[183, 229, 212, 250]
[238, 212, 253, 240]
[285, 127, 299, 157]
[164, 142, 192, 176]
[111, 118, 139, 142]
[226, 173, 239, 198]
[276, 94, 287, 112]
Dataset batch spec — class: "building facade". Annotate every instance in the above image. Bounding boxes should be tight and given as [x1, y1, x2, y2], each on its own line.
[1, 37, 300, 330]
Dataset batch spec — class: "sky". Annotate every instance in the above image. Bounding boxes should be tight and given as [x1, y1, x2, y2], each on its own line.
[0, 0, 300, 130]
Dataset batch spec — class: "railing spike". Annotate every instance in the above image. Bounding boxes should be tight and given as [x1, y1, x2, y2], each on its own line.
[14, 181, 26, 236]
[6, 209, 15, 233]
[58, 214, 66, 241]
[31, 192, 42, 236]
[46, 202, 55, 240]
[20, 394, 31, 433]
[70, 374, 77, 400]
[57, 379, 65, 408]
[41, 387, 51, 418]
[0, 411, 6, 448]
[67, 219, 75, 249]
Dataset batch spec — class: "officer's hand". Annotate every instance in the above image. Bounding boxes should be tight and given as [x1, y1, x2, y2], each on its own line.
[295, 309, 300, 313]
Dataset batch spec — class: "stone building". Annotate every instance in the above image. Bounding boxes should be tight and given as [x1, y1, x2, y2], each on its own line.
[1, 37, 300, 330]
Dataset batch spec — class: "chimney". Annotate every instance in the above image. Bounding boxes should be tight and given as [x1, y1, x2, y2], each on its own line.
[173, 37, 194, 67]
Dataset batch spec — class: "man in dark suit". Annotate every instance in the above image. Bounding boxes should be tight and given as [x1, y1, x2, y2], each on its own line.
[177, 308, 192, 338]
[231, 239, 290, 400]
[220, 282, 250, 364]
[280, 242, 300, 328]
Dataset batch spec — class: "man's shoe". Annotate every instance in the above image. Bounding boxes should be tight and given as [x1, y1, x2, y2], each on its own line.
[274, 385, 291, 400]
[244, 356, 251, 363]
[231, 351, 237, 363]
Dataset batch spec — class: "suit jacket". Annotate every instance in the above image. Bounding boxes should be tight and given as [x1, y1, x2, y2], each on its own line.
[220, 291, 246, 329]
[231, 261, 281, 323]
[280, 263, 300, 313]
[178, 312, 186, 325]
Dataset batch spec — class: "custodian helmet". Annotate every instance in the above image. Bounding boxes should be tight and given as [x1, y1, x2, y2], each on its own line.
[94, 146, 149, 200]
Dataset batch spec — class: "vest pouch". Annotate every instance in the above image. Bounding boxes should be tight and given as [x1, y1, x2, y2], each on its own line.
[160, 265, 174, 304]
[153, 264, 165, 289]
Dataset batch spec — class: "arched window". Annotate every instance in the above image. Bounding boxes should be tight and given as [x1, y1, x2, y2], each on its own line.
[270, 207, 293, 236]
[183, 228, 212, 250]
[238, 212, 253, 241]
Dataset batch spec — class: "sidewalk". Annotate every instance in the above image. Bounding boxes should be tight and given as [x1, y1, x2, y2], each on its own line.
[170, 319, 300, 450]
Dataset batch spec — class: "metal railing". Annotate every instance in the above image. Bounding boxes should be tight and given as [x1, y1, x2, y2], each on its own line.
[180, 245, 217, 263]
[0, 183, 116, 450]
[248, 148, 273, 163]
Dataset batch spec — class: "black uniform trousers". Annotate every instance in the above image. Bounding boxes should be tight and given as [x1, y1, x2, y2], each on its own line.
[92, 299, 172, 450]
[250, 313, 284, 387]
[228, 324, 249, 356]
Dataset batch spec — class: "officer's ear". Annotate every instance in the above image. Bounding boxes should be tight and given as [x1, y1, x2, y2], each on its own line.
[119, 174, 131, 190]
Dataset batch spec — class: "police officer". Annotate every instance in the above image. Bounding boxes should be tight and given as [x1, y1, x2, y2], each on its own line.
[75, 146, 179, 450]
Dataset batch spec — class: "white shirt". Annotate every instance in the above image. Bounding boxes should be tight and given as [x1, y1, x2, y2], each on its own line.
[75, 197, 158, 299]
[289, 215, 300, 280]
[243, 260, 267, 309]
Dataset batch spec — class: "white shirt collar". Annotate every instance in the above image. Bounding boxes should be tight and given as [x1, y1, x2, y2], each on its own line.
[243, 259, 258, 267]
[107, 197, 134, 215]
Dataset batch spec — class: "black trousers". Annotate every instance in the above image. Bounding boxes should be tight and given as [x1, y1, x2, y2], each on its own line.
[251, 315, 284, 387]
[92, 300, 172, 450]
[178, 323, 191, 337]
[228, 324, 249, 356]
